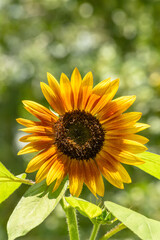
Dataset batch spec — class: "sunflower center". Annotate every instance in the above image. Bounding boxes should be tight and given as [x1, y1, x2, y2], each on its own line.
[54, 110, 105, 160]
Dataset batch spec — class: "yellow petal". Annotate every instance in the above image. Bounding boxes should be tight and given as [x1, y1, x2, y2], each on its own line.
[102, 112, 142, 128]
[79, 71, 93, 110]
[105, 138, 147, 154]
[16, 118, 40, 127]
[60, 73, 74, 111]
[22, 100, 57, 123]
[52, 155, 70, 192]
[124, 134, 149, 144]
[83, 159, 97, 197]
[52, 171, 66, 192]
[46, 154, 66, 185]
[85, 78, 111, 112]
[26, 146, 56, 173]
[99, 95, 136, 120]
[97, 151, 131, 183]
[91, 79, 120, 115]
[83, 159, 104, 197]
[20, 126, 53, 135]
[71, 67, 82, 109]
[104, 134, 149, 145]
[40, 82, 65, 115]
[105, 123, 150, 135]
[17, 142, 51, 155]
[104, 146, 144, 165]
[69, 159, 84, 197]
[36, 157, 55, 183]
[47, 72, 67, 110]
[96, 154, 124, 189]
[19, 135, 54, 143]
[90, 159, 104, 197]
[92, 78, 112, 95]
[47, 72, 61, 97]
[98, 166, 124, 189]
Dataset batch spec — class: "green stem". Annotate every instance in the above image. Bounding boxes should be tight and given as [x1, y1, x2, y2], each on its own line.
[1, 177, 34, 185]
[89, 223, 100, 240]
[13, 178, 34, 185]
[61, 198, 80, 240]
[100, 223, 126, 240]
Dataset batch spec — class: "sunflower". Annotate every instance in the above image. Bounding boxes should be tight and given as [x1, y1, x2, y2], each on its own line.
[17, 68, 149, 197]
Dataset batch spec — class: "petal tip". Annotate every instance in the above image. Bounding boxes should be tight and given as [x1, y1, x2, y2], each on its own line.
[17, 150, 23, 155]
[22, 100, 27, 106]
[73, 67, 79, 72]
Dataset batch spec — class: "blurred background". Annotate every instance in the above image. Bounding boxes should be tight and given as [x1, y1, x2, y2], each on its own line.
[0, 0, 160, 239]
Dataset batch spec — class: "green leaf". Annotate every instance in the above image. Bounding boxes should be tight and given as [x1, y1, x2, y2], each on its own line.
[136, 152, 160, 179]
[0, 162, 32, 204]
[0, 161, 33, 185]
[105, 201, 160, 240]
[7, 179, 68, 240]
[65, 197, 102, 219]
[96, 209, 113, 225]
[0, 173, 26, 204]
[0, 161, 19, 182]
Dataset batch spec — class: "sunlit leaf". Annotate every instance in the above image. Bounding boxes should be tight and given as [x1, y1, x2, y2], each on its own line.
[105, 201, 160, 240]
[0, 173, 26, 204]
[136, 152, 160, 179]
[7, 179, 68, 240]
[65, 197, 102, 219]
[0, 161, 18, 181]
[0, 161, 33, 185]
[0, 162, 33, 204]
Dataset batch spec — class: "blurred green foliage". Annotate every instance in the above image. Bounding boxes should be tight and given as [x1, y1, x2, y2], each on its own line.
[0, 0, 160, 239]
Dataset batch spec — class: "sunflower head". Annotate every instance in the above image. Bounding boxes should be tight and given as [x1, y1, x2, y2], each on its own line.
[17, 68, 150, 197]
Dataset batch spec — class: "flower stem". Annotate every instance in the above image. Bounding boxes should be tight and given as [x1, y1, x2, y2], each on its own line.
[89, 223, 100, 240]
[1, 177, 34, 185]
[100, 223, 126, 240]
[61, 198, 80, 240]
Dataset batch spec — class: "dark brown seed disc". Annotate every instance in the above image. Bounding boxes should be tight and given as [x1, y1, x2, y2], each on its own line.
[54, 110, 105, 160]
